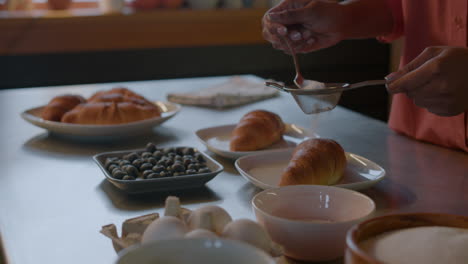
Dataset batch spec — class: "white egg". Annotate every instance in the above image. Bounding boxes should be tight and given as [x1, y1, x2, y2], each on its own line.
[141, 216, 188, 244]
[185, 229, 218, 239]
[222, 219, 272, 253]
[188, 205, 232, 234]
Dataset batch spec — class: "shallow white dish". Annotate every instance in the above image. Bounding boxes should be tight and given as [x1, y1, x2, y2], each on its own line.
[21, 101, 181, 138]
[195, 123, 318, 159]
[117, 238, 275, 264]
[235, 149, 385, 191]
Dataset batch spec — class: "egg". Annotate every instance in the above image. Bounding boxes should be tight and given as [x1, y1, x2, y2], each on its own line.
[185, 229, 218, 239]
[141, 216, 188, 244]
[222, 219, 273, 253]
[187, 205, 232, 234]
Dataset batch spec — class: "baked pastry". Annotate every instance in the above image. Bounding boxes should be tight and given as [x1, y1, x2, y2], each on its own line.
[229, 110, 285, 151]
[279, 138, 346, 186]
[88, 87, 152, 104]
[41, 94, 86, 121]
[61, 102, 161, 125]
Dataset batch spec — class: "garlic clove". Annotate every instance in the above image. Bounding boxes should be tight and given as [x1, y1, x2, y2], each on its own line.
[141, 216, 188, 244]
[185, 229, 218, 239]
[164, 196, 181, 218]
[187, 205, 232, 234]
[221, 219, 273, 254]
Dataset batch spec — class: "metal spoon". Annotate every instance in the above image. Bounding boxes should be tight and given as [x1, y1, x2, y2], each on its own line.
[283, 37, 304, 88]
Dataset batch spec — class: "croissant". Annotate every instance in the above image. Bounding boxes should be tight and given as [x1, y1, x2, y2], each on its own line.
[279, 138, 347, 186]
[41, 94, 86, 121]
[229, 110, 285, 151]
[88, 87, 154, 106]
[61, 102, 161, 125]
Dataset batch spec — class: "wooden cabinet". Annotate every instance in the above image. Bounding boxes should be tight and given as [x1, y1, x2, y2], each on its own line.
[0, 8, 267, 55]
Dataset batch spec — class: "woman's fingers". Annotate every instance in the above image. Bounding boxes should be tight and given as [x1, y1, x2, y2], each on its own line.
[386, 55, 444, 94]
[386, 47, 444, 92]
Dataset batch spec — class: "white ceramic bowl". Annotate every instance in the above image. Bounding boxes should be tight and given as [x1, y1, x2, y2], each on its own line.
[252, 185, 375, 262]
[116, 238, 275, 264]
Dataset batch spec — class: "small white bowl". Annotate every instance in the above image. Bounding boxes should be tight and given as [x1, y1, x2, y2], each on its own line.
[116, 238, 275, 264]
[252, 185, 375, 262]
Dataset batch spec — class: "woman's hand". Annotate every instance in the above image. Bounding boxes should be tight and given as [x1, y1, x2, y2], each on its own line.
[386, 46, 468, 116]
[262, 0, 347, 53]
[262, 0, 394, 54]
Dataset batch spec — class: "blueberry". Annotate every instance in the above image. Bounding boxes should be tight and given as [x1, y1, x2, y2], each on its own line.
[147, 157, 157, 165]
[123, 165, 139, 177]
[141, 152, 152, 159]
[140, 163, 153, 171]
[108, 164, 119, 172]
[198, 168, 211, 173]
[123, 152, 139, 162]
[104, 157, 119, 169]
[147, 173, 160, 179]
[165, 159, 174, 167]
[163, 147, 175, 154]
[159, 171, 167, 177]
[132, 158, 144, 168]
[188, 163, 199, 171]
[112, 170, 126, 179]
[156, 160, 166, 166]
[172, 163, 185, 172]
[145, 142, 157, 153]
[183, 148, 195, 156]
[122, 175, 135, 180]
[186, 169, 197, 175]
[176, 147, 185, 155]
[142, 170, 153, 178]
[153, 150, 163, 159]
[119, 159, 131, 166]
[183, 158, 196, 166]
[194, 153, 205, 162]
[152, 165, 165, 173]
[112, 167, 122, 175]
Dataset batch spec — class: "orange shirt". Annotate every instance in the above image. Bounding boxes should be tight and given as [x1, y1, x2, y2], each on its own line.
[381, 0, 468, 152]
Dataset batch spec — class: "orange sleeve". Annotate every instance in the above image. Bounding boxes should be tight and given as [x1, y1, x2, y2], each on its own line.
[377, 0, 404, 42]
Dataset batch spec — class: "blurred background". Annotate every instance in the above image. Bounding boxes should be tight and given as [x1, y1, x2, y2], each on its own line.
[0, 0, 399, 121]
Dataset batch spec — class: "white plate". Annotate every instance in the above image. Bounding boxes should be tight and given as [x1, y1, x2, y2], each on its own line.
[21, 101, 181, 138]
[195, 123, 318, 159]
[235, 148, 385, 191]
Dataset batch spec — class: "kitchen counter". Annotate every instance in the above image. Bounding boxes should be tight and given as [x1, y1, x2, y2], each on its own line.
[1, 75, 467, 263]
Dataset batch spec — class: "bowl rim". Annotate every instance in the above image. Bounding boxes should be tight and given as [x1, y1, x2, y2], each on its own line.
[252, 184, 376, 225]
[345, 212, 468, 264]
[116, 238, 276, 263]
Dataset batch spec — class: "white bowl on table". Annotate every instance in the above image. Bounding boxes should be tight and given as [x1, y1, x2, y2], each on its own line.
[252, 185, 376, 262]
[116, 238, 275, 264]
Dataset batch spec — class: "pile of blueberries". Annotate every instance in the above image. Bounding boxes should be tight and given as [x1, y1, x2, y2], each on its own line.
[104, 143, 211, 180]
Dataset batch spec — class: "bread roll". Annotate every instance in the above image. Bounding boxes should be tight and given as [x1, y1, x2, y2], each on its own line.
[61, 102, 160, 125]
[279, 138, 346, 186]
[230, 110, 285, 151]
[41, 94, 86, 121]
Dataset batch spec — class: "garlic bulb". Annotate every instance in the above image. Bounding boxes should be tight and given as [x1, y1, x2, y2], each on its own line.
[187, 205, 232, 234]
[141, 216, 188, 244]
[185, 229, 218, 239]
[222, 219, 273, 253]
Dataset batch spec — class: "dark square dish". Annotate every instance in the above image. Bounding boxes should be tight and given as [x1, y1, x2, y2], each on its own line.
[93, 147, 223, 194]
